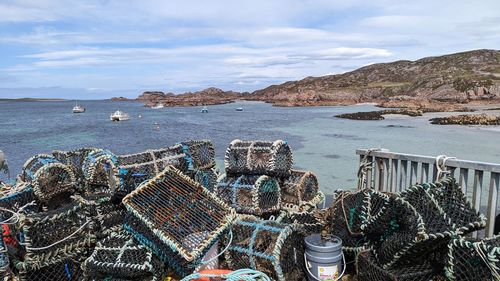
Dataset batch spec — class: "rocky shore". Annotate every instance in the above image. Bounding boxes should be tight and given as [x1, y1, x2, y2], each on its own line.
[430, 114, 500, 125]
[137, 87, 243, 107]
[336, 109, 424, 120]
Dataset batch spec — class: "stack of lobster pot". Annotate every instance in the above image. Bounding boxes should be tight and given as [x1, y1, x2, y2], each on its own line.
[216, 139, 323, 216]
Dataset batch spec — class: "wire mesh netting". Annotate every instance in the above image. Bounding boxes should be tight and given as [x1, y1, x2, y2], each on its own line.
[356, 250, 438, 281]
[445, 235, 500, 280]
[76, 195, 125, 239]
[82, 149, 119, 193]
[17, 254, 86, 281]
[21, 154, 76, 204]
[223, 215, 305, 281]
[224, 140, 293, 177]
[180, 140, 216, 171]
[83, 231, 164, 280]
[193, 168, 218, 192]
[280, 170, 319, 209]
[278, 209, 326, 236]
[216, 174, 281, 215]
[122, 166, 235, 274]
[18, 200, 96, 268]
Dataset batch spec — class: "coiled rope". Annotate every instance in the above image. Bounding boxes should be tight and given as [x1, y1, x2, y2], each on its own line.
[180, 269, 272, 281]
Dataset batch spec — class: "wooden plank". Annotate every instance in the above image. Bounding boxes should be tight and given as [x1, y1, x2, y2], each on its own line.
[391, 159, 399, 193]
[410, 161, 418, 186]
[459, 168, 469, 194]
[486, 172, 500, 237]
[472, 170, 484, 238]
[421, 163, 430, 183]
[432, 164, 439, 182]
[365, 156, 373, 189]
[374, 157, 382, 191]
[400, 160, 408, 191]
[383, 158, 390, 192]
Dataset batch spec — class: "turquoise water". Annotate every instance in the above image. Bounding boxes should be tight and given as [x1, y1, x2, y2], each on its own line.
[1, 100, 499, 193]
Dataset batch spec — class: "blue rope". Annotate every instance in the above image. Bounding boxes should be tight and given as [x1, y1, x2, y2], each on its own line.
[180, 269, 272, 281]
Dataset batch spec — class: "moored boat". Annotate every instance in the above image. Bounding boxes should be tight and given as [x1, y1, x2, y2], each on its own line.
[72, 101, 85, 113]
[235, 107, 243, 111]
[110, 110, 130, 121]
[201, 106, 208, 113]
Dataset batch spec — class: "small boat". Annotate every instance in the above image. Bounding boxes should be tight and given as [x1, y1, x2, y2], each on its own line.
[201, 107, 208, 113]
[72, 101, 85, 113]
[235, 107, 243, 111]
[151, 103, 164, 109]
[110, 110, 130, 121]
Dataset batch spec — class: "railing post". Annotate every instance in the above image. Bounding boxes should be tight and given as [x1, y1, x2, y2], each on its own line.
[400, 160, 408, 191]
[486, 172, 500, 237]
[391, 159, 398, 193]
[421, 163, 430, 183]
[472, 170, 484, 238]
[459, 168, 469, 194]
[410, 162, 418, 186]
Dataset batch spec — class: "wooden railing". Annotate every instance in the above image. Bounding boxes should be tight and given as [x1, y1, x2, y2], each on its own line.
[356, 148, 500, 238]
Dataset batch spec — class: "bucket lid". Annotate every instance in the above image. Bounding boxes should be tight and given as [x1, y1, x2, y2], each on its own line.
[305, 234, 342, 252]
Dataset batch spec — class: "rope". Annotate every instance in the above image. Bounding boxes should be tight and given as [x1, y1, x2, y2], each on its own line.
[436, 155, 456, 180]
[473, 242, 500, 280]
[200, 229, 233, 265]
[180, 269, 272, 281]
[357, 149, 375, 189]
[20, 219, 90, 251]
[0, 201, 36, 225]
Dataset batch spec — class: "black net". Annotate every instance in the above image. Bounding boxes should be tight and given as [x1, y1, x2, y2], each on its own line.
[280, 170, 319, 208]
[444, 235, 500, 280]
[18, 200, 96, 267]
[21, 154, 76, 204]
[224, 215, 305, 281]
[77, 195, 125, 239]
[52, 147, 98, 187]
[180, 140, 216, 170]
[82, 149, 119, 193]
[17, 255, 86, 281]
[224, 140, 293, 177]
[215, 174, 281, 215]
[193, 168, 218, 192]
[278, 209, 326, 236]
[356, 250, 437, 281]
[83, 231, 164, 280]
[122, 166, 235, 275]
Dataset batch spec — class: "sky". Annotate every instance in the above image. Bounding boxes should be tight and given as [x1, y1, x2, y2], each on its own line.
[0, 0, 499, 99]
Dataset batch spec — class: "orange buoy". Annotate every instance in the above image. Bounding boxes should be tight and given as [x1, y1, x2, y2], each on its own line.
[191, 269, 234, 281]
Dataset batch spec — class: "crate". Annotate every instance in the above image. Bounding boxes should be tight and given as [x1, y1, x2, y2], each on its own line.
[122, 166, 235, 275]
[18, 200, 96, 267]
[280, 170, 319, 209]
[22, 154, 76, 204]
[83, 231, 164, 280]
[216, 174, 281, 215]
[224, 140, 293, 177]
[224, 215, 305, 281]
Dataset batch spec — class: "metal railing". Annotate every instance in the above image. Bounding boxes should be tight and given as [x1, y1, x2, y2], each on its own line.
[356, 148, 500, 238]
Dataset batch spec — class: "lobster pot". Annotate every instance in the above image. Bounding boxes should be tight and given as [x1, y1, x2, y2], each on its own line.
[215, 174, 281, 215]
[327, 189, 388, 267]
[224, 140, 293, 177]
[18, 200, 96, 267]
[0, 185, 37, 220]
[22, 154, 76, 204]
[194, 168, 218, 192]
[224, 215, 305, 281]
[356, 250, 437, 281]
[118, 144, 186, 167]
[281, 170, 319, 209]
[278, 209, 326, 236]
[0, 232, 10, 279]
[52, 147, 99, 186]
[83, 231, 164, 280]
[122, 166, 235, 276]
[77, 195, 125, 239]
[369, 179, 486, 266]
[180, 140, 216, 170]
[444, 235, 500, 281]
[82, 149, 119, 192]
[17, 256, 85, 281]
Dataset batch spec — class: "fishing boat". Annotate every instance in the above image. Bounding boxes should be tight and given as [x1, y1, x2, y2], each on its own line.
[151, 103, 164, 109]
[201, 107, 208, 113]
[72, 101, 85, 113]
[109, 110, 130, 121]
[235, 107, 243, 111]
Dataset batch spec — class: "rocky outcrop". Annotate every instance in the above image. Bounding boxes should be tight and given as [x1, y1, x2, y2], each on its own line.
[110, 97, 131, 101]
[250, 49, 500, 106]
[336, 109, 424, 120]
[137, 88, 243, 107]
[430, 114, 500, 125]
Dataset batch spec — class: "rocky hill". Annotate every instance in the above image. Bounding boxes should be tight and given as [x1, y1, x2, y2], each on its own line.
[249, 49, 500, 106]
[137, 88, 243, 107]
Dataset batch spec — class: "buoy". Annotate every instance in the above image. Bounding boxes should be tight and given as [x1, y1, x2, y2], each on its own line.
[304, 231, 345, 281]
[190, 269, 233, 281]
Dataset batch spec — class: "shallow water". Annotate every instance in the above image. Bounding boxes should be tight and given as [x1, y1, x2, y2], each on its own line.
[0, 100, 499, 193]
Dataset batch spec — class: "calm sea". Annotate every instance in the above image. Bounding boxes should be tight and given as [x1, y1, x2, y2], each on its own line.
[1, 100, 499, 193]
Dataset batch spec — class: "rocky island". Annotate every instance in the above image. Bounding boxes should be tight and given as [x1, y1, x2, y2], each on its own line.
[134, 49, 500, 114]
[430, 114, 500, 125]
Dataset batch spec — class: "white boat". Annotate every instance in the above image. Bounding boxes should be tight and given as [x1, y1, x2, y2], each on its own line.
[201, 107, 208, 113]
[151, 103, 164, 109]
[110, 110, 130, 121]
[72, 101, 85, 113]
[235, 107, 243, 111]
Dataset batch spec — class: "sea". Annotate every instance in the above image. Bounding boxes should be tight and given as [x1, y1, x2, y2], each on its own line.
[1, 100, 499, 194]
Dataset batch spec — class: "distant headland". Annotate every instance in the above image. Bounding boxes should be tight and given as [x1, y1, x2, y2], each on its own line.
[0, 98, 67, 102]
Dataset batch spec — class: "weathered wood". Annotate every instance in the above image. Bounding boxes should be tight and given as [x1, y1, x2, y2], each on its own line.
[390, 159, 398, 193]
[421, 163, 430, 183]
[400, 160, 408, 191]
[410, 161, 418, 185]
[486, 172, 500, 237]
[472, 170, 484, 238]
[459, 168, 469, 194]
